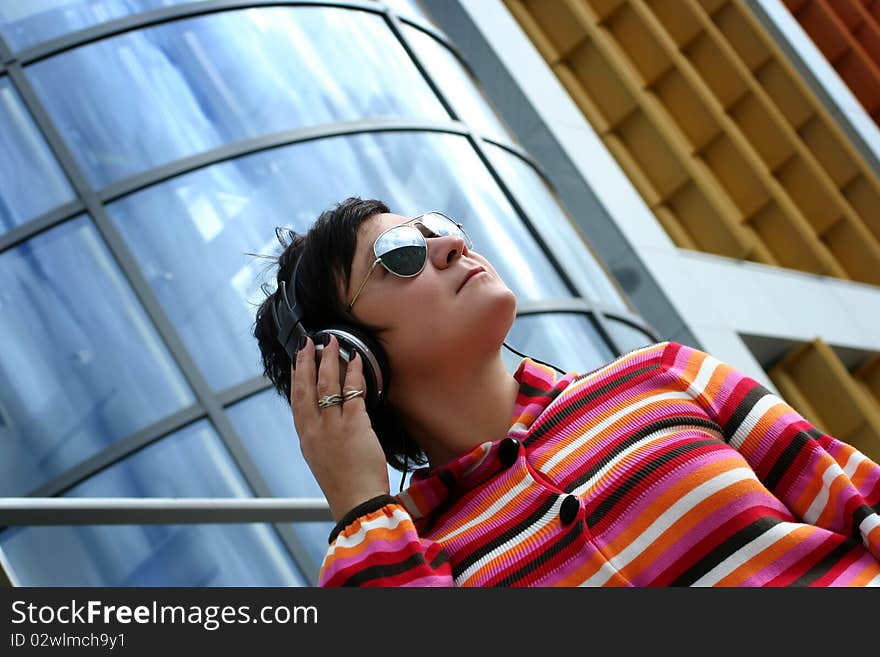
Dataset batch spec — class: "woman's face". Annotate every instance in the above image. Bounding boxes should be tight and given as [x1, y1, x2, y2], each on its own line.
[344, 212, 517, 383]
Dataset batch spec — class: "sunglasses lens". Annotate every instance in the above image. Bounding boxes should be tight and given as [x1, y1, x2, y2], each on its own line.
[375, 224, 426, 276]
[419, 212, 472, 248]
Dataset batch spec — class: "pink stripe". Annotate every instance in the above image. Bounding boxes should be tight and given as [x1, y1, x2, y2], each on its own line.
[704, 369, 744, 422]
[668, 344, 744, 422]
[858, 465, 880, 500]
[827, 551, 880, 586]
[783, 446, 835, 506]
[404, 574, 452, 587]
[324, 536, 418, 574]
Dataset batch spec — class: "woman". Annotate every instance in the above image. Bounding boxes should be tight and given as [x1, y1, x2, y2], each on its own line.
[253, 197, 880, 586]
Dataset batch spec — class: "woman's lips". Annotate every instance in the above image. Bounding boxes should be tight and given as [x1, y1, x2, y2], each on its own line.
[458, 266, 486, 292]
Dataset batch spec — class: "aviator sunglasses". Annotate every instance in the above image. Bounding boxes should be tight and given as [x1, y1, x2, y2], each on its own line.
[348, 211, 473, 309]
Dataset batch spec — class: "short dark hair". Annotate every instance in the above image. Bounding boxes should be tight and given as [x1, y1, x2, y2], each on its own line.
[252, 197, 426, 472]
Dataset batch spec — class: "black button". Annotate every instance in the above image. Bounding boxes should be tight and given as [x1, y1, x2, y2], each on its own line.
[497, 437, 520, 468]
[559, 494, 580, 525]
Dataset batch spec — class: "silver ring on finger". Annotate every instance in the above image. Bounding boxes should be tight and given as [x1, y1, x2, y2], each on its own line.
[317, 393, 344, 409]
[341, 389, 364, 402]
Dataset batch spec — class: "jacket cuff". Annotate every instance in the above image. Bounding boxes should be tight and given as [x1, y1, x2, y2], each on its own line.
[327, 494, 398, 544]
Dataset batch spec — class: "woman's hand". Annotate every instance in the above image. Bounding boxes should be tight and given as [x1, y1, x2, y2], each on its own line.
[290, 334, 390, 523]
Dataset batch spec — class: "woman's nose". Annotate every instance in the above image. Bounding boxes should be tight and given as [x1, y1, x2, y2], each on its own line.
[428, 233, 468, 268]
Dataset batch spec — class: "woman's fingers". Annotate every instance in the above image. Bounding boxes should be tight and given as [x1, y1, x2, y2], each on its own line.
[291, 336, 317, 420]
[342, 351, 367, 417]
[291, 334, 367, 430]
[316, 334, 342, 413]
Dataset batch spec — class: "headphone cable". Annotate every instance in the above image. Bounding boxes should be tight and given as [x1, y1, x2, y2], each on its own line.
[503, 341, 566, 376]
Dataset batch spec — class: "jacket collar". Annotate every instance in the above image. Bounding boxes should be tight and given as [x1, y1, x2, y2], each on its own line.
[395, 357, 574, 520]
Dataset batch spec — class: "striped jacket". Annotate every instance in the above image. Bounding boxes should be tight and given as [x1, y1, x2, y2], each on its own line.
[318, 342, 880, 586]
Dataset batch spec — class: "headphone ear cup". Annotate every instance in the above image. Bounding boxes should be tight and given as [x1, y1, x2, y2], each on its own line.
[320, 326, 390, 411]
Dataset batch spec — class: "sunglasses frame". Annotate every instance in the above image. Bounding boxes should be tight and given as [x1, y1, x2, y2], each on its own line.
[347, 211, 471, 310]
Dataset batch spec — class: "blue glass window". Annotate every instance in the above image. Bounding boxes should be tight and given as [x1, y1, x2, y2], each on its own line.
[484, 144, 631, 312]
[0, 1, 190, 52]
[379, 0, 433, 23]
[403, 25, 513, 141]
[0, 77, 74, 235]
[25, 6, 448, 187]
[0, 420, 306, 586]
[226, 391, 334, 570]
[0, 215, 194, 496]
[607, 318, 656, 354]
[504, 313, 614, 376]
[106, 131, 569, 392]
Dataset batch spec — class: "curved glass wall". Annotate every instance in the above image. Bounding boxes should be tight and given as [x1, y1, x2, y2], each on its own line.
[0, 1, 191, 52]
[228, 389, 410, 569]
[0, 0, 653, 585]
[484, 143, 630, 312]
[0, 77, 74, 235]
[0, 215, 194, 497]
[402, 24, 513, 141]
[607, 318, 655, 354]
[226, 391, 334, 569]
[106, 131, 570, 391]
[378, 0, 432, 23]
[0, 419, 305, 586]
[25, 6, 448, 187]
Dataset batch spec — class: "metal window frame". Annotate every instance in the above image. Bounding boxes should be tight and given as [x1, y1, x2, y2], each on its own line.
[0, 0, 657, 586]
[3, 0, 450, 65]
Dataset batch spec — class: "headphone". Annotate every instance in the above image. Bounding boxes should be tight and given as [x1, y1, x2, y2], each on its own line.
[271, 252, 391, 411]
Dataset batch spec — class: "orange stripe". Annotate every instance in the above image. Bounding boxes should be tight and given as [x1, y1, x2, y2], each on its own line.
[677, 348, 705, 395]
[330, 524, 412, 558]
[851, 456, 876, 492]
[406, 484, 432, 517]
[739, 402, 789, 464]
[330, 517, 412, 559]
[863, 523, 880, 554]
[714, 524, 814, 587]
[553, 550, 609, 586]
[830, 441, 856, 472]
[698, 360, 731, 410]
[601, 570, 632, 587]
[847, 557, 880, 586]
[791, 459, 830, 518]
[815, 470, 849, 530]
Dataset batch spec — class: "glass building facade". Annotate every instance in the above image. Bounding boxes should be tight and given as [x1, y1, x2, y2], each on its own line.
[0, 0, 656, 585]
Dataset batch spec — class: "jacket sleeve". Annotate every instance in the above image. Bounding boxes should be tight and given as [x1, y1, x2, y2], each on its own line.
[318, 495, 454, 587]
[663, 342, 880, 561]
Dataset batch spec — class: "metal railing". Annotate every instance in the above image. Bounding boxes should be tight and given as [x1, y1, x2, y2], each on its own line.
[0, 498, 333, 525]
[0, 498, 334, 586]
